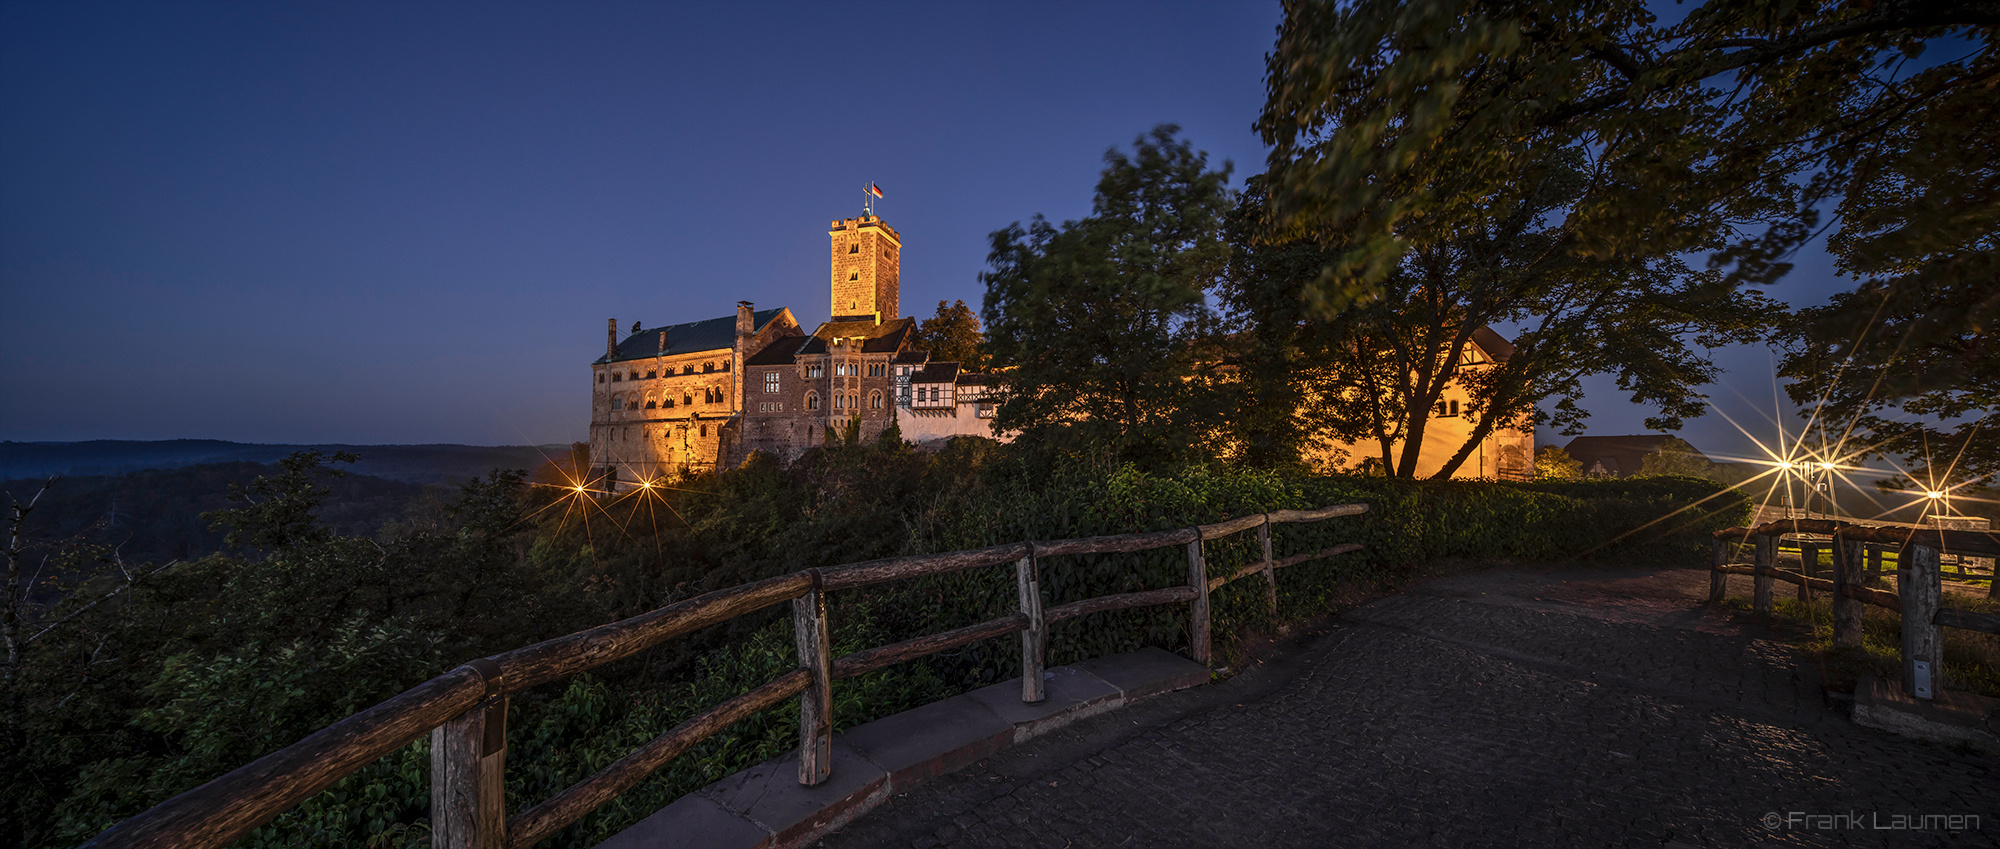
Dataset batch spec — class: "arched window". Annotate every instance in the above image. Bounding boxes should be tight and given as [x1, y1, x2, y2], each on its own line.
[869, 391, 883, 410]
[849, 243, 859, 254]
[683, 392, 693, 406]
[832, 394, 843, 410]
[847, 395, 857, 410]
[806, 392, 820, 411]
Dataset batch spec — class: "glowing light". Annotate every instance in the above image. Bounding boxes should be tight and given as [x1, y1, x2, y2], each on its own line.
[1926, 491, 1944, 500]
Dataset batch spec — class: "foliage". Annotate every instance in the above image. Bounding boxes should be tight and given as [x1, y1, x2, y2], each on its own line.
[13, 440, 1750, 848]
[1637, 437, 1716, 479]
[982, 125, 1234, 468]
[1255, 2, 1787, 473]
[911, 299, 986, 371]
[1533, 445, 1583, 481]
[1257, 0, 1996, 476]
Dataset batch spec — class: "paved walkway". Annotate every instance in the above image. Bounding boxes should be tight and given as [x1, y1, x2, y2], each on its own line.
[814, 565, 1998, 848]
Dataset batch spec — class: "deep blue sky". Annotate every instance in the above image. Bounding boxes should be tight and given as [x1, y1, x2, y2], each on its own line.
[1, 1, 1849, 461]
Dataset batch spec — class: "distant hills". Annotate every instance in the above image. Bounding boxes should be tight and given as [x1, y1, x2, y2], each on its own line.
[0, 439, 571, 485]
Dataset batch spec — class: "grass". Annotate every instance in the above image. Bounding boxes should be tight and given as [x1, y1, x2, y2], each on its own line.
[1722, 588, 2000, 698]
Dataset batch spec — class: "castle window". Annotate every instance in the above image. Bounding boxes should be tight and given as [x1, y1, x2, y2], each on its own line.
[646, 400, 657, 409]
[612, 372, 623, 382]
[848, 394, 857, 410]
[630, 372, 639, 381]
[832, 394, 844, 410]
[870, 391, 883, 410]
[611, 396, 624, 410]
[806, 392, 820, 411]
[868, 363, 885, 377]
[848, 273, 858, 282]
[598, 374, 605, 384]
[764, 372, 780, 393]
[1435, 400, 1459, 417]
[806, 364, 824, 379]
[683, 392, 693, 406]
[849, 243, 859, 254]
[700, 425, 708, 437]
[664, 397, 675, 408]
[704, 362, 714, 373]
[683, 365, 694, 374]
[646, 370, 657, 379]
[721, 361, 730, 372]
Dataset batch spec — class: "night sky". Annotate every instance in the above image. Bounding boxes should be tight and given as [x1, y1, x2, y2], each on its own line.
[2, 1, 1850, 464]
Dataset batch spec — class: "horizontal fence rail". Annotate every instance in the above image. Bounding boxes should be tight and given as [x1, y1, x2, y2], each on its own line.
[83, 503, 1369, 849]
[1709, 518, 2000, 704]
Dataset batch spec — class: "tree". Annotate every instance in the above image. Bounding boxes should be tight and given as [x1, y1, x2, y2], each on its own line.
[1227, 151, 1776, 479]
[982, 125, 1233, 467]
[912, 300, 986, 370]
[1638, 437, 1716, 479]
[1533, 445, 1583, 481]
[1260, 0, 1997, 476]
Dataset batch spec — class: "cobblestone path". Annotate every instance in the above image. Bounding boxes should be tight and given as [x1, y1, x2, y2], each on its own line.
[815, 565, 1997, 848]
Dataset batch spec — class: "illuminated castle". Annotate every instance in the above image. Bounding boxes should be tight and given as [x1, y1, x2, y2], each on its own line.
[587, 214, 1000, 490]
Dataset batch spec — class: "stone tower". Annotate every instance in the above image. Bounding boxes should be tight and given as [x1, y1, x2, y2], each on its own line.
[828, 215, 900, 324]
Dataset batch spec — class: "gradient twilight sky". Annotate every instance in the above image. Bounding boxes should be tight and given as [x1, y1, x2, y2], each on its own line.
[1, 1, 1850, 461]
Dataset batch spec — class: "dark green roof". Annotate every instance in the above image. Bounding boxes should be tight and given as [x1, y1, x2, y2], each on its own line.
[595, 308, 785, 364]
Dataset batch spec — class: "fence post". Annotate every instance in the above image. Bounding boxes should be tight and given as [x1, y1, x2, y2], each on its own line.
[1258, 515, 1278, 616]
[1708, 537, 1728, 603]
[1900, 544, 1944, 699]
[1797, 541, 1816, 602]
[1753, 534, 1775, 614]
[1017, 548, 1046, 704]
[794, 571, 832, 786]
[1186, 533, 1210, 666]
[1832, 532, 1864, 649]
[432, 659, 507, 849]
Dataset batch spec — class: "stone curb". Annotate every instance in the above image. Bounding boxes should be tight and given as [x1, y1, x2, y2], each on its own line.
[596, 647, 1209, 849]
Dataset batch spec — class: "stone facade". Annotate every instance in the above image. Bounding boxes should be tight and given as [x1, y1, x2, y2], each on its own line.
[1305, 327, 1534, 480]
[589, 304, 802, 488]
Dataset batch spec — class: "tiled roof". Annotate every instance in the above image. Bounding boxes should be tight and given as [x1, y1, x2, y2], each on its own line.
[894, 350, 929, 364]
[744, 335, 811, 366]
[596, 308, 786, 364]
[807, 317, 916, 354]
[911, 362, 961, 384]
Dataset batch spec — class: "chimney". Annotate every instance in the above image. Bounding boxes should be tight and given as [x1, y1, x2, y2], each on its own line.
[658, 329, 668, 355]
[607, 318, 618, 359]
[736, 301, 754, 337]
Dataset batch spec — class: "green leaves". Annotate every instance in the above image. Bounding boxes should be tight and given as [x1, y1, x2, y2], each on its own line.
[982, 125, 1234, 469]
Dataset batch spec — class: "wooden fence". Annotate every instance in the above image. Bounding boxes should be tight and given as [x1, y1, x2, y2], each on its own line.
[81, 503, 1369, 849]
[1708, 518, 2000, 701]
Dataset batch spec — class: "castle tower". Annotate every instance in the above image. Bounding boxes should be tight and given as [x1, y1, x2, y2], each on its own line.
[828, 215, 900, 324]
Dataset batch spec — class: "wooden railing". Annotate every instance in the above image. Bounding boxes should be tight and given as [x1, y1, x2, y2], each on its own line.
[81, 503, 1369, 849]
[1708, 518, 2000, 701]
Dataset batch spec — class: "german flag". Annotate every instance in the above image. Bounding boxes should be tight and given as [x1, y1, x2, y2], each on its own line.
[867, 182, 884, 198]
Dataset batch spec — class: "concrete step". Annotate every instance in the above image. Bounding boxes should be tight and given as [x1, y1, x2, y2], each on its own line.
[596, 647, 1209, 849]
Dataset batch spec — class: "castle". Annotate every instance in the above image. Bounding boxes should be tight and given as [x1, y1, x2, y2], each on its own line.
[587, 213, 1002, 490]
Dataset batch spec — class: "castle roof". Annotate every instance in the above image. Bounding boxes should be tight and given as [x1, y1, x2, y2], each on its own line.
[596, 308, 786, 364]
[1561, 435, 1708, 477]
[744, 335, 812, 366]
[911, 362, 961, 384]
[1471, 326, 1514, 363]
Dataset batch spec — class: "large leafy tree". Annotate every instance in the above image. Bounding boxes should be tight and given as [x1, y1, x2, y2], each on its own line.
[912, 299, 986, 370]
[1236, 140, 1775, 478]
[1260, 0, 1997, 475]
[982, 125, 1233, 467]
